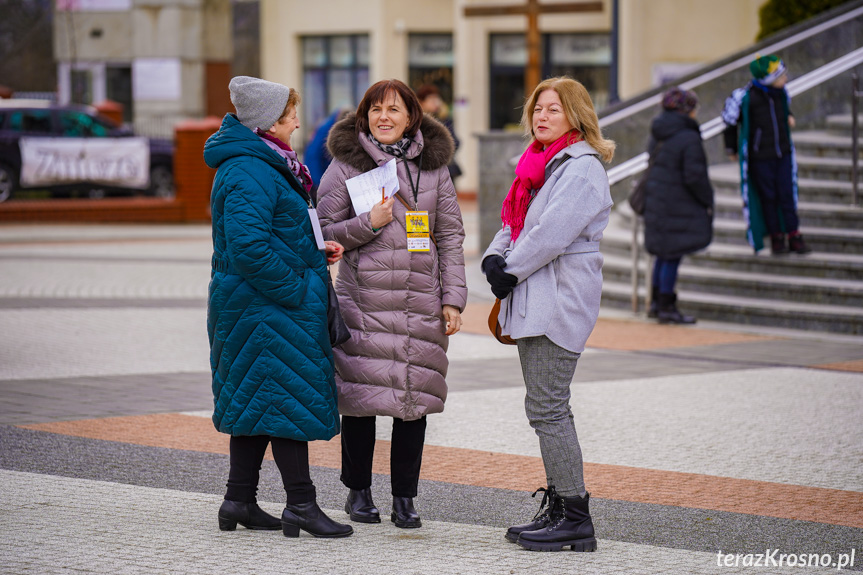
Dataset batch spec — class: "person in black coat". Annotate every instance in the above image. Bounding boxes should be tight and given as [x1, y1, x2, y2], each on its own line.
[643, 87, 714, 324]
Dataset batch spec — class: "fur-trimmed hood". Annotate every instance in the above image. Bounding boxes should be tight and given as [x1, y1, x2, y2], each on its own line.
[327, 112, 454, 173]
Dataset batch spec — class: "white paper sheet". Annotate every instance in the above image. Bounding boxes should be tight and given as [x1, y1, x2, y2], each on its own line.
[345, 158, 400, 215]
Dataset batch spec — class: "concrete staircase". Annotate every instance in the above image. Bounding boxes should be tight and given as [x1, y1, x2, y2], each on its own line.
[600, 114, 863, 335]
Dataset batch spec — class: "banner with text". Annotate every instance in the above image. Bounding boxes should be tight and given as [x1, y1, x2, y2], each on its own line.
[19, 137, 150, 189]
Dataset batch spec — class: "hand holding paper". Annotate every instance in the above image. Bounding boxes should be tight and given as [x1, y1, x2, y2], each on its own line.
[370, 195, 395, 229]
[346, 158, 400, 216]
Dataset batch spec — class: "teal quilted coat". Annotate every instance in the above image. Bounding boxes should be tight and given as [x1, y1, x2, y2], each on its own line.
[204, 113, 339, 441]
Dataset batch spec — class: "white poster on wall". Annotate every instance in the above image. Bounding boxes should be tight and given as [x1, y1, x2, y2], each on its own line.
[19, 137, 150, 189]
[133, 58, 182, 101]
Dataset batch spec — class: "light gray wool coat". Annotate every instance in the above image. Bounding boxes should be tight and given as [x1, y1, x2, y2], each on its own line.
[317, 113, 468, 421]
[483, 141, 612, 353]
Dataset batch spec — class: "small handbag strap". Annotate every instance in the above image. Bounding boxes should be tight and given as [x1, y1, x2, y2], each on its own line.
[392, 192, 437, 247]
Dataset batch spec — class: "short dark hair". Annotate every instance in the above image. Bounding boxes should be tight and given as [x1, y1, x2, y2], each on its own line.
[355, 79, 423, 138]
[415, 84, 440, 102]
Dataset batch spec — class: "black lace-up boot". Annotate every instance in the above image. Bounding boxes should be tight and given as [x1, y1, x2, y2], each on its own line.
[505, 486, 558, 543]
[345, 488, 381, 523]
[517, 492, 597, 552]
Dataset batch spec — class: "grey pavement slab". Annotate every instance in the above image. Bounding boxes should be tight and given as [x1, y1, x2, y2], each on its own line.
[2, 220, 862, 573]
[0, 372, 212, 425]
[2, 467, 857, 575]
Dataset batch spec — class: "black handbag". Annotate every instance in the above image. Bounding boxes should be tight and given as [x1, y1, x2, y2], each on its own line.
[628, 177, 647, 215]
[628, 141, 663, 216]
[327, 271, 350, 347]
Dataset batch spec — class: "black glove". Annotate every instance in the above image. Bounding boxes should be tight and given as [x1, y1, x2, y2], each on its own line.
[482, 255, 517, 299]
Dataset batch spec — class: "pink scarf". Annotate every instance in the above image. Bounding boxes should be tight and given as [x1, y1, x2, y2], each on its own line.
[501, 130, 582, 241]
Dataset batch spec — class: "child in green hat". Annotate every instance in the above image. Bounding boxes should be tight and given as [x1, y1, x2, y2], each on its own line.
[721, 54, 810, 255]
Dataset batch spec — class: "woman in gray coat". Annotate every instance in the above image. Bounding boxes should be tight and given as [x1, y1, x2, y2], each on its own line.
[482, 77, 614, 553]
[317, 79, 467, 529]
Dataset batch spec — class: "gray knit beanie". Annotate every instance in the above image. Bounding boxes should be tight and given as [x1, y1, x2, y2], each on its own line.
[229, 76, 292, 131]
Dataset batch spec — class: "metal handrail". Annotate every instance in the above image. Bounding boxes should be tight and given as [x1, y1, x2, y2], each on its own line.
[610, 46, 863, 186]
[599, 4, 863, 129]
[614, 45, 863, 312]
[853, 74, 862, 206]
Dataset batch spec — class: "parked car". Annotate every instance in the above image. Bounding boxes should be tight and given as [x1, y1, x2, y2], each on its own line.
[0, 100, 174, 202]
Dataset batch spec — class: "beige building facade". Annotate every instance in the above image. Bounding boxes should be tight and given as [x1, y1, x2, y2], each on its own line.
[53, 0, 233, 138]
[261, 0, 764, 192]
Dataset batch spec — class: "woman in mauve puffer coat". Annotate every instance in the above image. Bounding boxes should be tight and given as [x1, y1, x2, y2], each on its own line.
[316, 79, 467, 530]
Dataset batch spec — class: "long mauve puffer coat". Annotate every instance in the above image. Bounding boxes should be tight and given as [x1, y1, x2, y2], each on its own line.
[316, 113, 467, 421]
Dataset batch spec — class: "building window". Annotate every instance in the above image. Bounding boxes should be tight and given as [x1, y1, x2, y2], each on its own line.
[408, 34, 454, 106]
[70, 69, 94, 105]
[489, 33, 611, 130]
[106, 65, 133, 123]
[302, 35, 369, 144]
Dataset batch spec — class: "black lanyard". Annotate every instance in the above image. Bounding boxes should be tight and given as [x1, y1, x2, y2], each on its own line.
[403, 150, 423, 206]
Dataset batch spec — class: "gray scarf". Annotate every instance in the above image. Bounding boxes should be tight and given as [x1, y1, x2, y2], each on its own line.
[369, 134, 412, 158]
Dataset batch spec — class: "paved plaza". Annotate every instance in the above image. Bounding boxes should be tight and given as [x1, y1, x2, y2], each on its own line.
[1, 201, 861, 574]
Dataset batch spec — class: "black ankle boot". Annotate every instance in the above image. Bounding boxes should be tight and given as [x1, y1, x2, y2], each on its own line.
[345, 488, 381, 523]
[505, 486, 557, 543]
[647, 285, 659, 319]
[218, 499, 281, 531]
[771, 233, 789, 255]
[391, 496, 421, 528]
[517, 492, 597, 552]
[657, 293, 696, 325]
[788, 233, 811, 254]
[281, 501, 353, 538]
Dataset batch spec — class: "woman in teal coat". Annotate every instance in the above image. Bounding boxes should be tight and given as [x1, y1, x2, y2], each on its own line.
[204, 76, 350, 539]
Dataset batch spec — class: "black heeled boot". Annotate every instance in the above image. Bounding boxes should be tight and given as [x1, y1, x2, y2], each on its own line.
[218, 499, 281, 531]
[657, 293, 696, 325]
[391, 496, 421, 528]
[771, 233, 789, 255]
[505, 486, 557, 543]
[789, 233, 811, 254]
[517, 492, 597, 552]
[345, 488, 381, 523]
[281, 501, 353, 538]
[647, 285, 660, 319]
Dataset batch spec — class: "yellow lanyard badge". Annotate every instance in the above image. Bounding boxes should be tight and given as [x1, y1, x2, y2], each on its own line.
[405, 210, 430, 252]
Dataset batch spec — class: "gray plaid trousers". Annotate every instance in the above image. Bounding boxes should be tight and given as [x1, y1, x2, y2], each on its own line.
[517, 335, 586, 497]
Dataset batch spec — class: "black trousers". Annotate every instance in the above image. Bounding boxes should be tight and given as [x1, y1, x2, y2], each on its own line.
[749, 154, 799, 235]
[340, 415, 427, 498]
[226, 435, 316, 505]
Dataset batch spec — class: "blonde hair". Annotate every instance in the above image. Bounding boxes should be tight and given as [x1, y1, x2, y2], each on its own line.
[278, 88, 301, 122]
[521, 77, 615, 164]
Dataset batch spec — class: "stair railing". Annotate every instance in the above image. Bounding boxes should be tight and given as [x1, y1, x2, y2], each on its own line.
[608, 46, 863, 313]
[853, 73, 862, 206]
